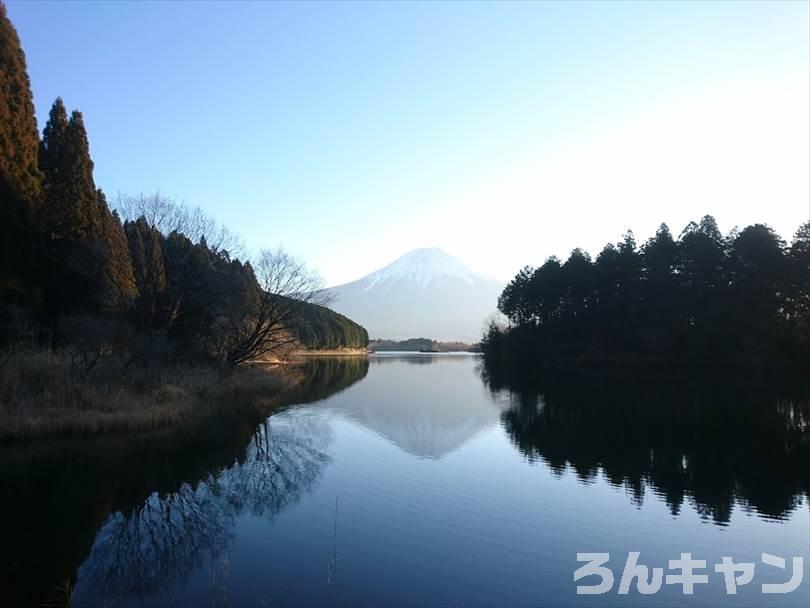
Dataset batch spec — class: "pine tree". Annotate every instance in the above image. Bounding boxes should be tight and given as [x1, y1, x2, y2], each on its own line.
[0, 1, 44, 304]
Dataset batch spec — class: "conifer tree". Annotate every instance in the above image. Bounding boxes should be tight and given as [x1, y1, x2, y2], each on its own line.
[0, 1, 43, 304]
[97, 190, 138, 314]
[789, 222, 810, 347]
[125, 217, 166, 327]
[40, 103, 102, 244]
[39, 100, 106, 316]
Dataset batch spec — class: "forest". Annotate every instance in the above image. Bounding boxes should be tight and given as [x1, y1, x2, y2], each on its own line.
[0, 4, 366, 435]
[289, 303, 368, 350]
[483, 216, 810, 373]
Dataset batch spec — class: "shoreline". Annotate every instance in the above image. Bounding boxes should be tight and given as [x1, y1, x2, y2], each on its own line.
[292, 348, 369, 356]
[0, 356, 305, 442]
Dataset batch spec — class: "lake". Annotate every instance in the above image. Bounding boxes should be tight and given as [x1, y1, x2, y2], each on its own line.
[1, 354, 808, 607]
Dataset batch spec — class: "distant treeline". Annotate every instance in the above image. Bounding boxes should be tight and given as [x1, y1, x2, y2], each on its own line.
[0, 4, 366, 368]
[483, 216, 810, 371]
[370, 338, 480, 352]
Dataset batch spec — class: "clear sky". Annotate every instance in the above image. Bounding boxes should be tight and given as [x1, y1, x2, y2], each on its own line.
[7, 1, 810, 286]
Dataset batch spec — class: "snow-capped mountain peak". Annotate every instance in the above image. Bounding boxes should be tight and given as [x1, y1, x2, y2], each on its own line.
[363, 247, 482, 291]
[326, 247, 504, 341]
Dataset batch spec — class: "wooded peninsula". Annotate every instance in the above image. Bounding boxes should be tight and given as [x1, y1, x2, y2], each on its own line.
[483, 216, 810, 377]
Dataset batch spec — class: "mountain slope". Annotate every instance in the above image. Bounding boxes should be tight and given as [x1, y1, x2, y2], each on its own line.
[326, 247, 503, 342]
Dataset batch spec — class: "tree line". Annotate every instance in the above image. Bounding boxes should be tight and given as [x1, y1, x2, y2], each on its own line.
[0, 3, 366, 371]
[483, 215, 810, 371]
[369, 338, 479, 352]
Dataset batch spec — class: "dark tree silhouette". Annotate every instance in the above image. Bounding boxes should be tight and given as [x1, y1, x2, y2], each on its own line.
[124, 216, 168, 329]
[0, 2, 43, 308]
[788, 222, 810, 360]
[484, 216, 808, 372]
[479, 364, 810, 525]
[39, 100, 107, 319]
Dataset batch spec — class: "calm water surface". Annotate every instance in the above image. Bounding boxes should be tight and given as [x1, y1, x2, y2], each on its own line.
[2, 354, 808, 607]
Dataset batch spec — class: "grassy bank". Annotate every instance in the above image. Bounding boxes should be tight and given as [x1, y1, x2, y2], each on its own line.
[0, 349, 302, 440]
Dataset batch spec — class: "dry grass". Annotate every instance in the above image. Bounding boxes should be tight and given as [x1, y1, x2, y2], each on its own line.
[0, 350, 300, 440]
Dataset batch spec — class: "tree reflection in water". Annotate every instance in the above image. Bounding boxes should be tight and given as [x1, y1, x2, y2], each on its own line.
[0, 357, 367, 607]
[480, 364, 810, 525]
[80, 411, 332, 599]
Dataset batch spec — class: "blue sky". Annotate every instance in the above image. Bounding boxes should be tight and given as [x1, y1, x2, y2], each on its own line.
[7, 1, 809, 285]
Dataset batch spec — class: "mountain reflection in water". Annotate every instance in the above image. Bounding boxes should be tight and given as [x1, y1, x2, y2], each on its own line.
[328, 353, 502, 459]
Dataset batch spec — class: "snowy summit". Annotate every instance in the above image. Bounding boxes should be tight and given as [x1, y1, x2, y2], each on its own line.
[362, 247, 489, 291]
[327, 247, 504, 341]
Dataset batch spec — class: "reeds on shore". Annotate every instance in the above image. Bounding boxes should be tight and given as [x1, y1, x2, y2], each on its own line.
[0, 349, 299, 440]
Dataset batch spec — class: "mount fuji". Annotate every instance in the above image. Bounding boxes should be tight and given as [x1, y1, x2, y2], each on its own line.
[326, 247, 504, 342]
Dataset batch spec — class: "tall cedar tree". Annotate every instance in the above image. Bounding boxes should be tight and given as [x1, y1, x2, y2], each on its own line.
[97, 189, 138, 315]
[39, 101, 107, 317]
[0, 1, 43, 305]
[40, 103, 102, 243]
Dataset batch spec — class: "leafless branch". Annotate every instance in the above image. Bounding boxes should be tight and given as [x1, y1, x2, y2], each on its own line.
[116, 192, 245, 258]
[217, 248, 328, 367]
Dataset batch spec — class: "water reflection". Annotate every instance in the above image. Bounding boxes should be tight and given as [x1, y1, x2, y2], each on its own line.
[4, 356, 808, 607]
[481, 365, 810, 524]
[331, 353, 501, 458]
[370, 352, 480, 365]
[80, 413, 331, 600]
[0, 357, 367, 607]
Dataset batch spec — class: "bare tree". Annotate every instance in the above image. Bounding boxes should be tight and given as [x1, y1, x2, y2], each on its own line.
[213, 249, 332, 367]
[116, 192, 245, 257]
[60, 315, 122, 396]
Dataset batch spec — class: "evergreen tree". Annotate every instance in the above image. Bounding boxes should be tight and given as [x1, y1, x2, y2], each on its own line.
[40, 104, 102, 244]
[789, 222, 810, 350]
[593, 243, 621, 350]
[727, 225, 787, 325]
[533, 257, 563, 326]
[486, 217, 807, 371]
[0, 1, 43, 305]
[677, 215, 729, 350]
[560, 249, 593, 322]
[97, 190, 138, 315]
[39, 101, 106, 317]
[497, 266, 535, 326]
[641, 223, 680, 352]
[124, 217, 166, 328]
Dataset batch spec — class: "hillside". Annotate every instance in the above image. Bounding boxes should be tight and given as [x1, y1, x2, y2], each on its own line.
[290, 302, 369, 350]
